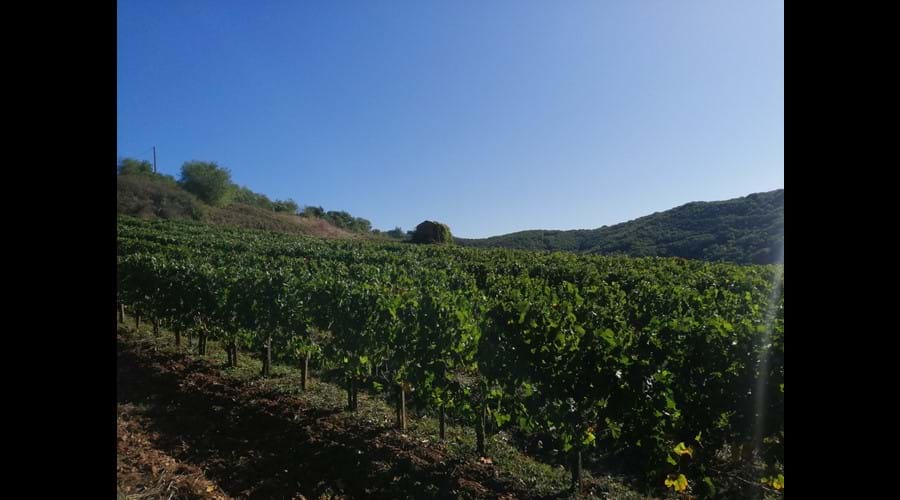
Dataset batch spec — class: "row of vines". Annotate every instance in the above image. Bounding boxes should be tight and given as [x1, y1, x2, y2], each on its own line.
[117, 216, 783, 497]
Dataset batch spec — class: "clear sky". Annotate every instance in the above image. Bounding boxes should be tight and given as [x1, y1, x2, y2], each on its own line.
[118, 1, 783, 238]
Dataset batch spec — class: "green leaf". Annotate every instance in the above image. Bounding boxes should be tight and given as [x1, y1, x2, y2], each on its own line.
[517, 416, 531, 431]
[673, 442, 693, 458]
[562, 433, 573, 452]
[667, 455, 678, 466]
[665, 474, 688, 492]
[773, 474, 784, 490]
[554, 331, 566, 346]
[582, 430, 596, 446]
[605, 418, 621, 439]
[600, 328, 616, 346]
[665, 395, 677, 410]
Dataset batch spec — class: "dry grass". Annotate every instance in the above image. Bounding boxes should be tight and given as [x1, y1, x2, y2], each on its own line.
[118, 403, 229, 499]
[204, 204, 361, 240]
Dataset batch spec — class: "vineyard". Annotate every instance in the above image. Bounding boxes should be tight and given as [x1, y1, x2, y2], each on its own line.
[117, 215, 784, 499]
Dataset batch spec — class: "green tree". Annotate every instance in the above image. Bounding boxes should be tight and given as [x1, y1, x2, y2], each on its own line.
[233, 185, 274, 210]
[117, 157, 154, 176]
[352, 216, 372, 232]
[178, 161, 235, 206]
[412, 220, 453, 244]
[273, 198, 299, 213]
[324, 210, 354, 229]
[117, 175, 204, 219]
[301, 205, 325, 218]
[386, 227, 406, 240]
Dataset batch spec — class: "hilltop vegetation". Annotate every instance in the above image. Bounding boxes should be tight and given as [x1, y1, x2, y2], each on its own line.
[117, 156, 783, 264]
[411, 220, 454, 244]
[117, 173, 206, 220]
[116, 158, 407, 240]
[458, 190, 783, 265]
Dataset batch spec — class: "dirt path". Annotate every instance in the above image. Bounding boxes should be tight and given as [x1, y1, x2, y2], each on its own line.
[117, 335, 538, 499]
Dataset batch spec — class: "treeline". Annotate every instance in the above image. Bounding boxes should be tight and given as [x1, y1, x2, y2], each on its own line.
[117, 157, 407, 238]
[458, 190, 784, 265]
[295, 205, 374, 234]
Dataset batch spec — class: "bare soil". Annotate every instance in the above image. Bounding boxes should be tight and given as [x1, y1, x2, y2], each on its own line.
[117, 333, 547, 499]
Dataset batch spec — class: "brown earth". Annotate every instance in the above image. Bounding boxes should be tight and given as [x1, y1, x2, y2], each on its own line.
[117, 334, 551, 500]
[118, 405, 229, 499]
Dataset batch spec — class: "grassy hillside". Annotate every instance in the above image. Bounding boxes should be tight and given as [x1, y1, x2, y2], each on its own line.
[205, 203, 359, 239]
[117, 173, 359, 239]
[458, 189, 784, 264]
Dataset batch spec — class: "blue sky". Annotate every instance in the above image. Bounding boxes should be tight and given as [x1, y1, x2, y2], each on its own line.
[118, 1, 783, 238]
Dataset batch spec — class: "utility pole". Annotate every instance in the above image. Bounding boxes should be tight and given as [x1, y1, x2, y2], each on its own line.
[152, 146, 157, 173]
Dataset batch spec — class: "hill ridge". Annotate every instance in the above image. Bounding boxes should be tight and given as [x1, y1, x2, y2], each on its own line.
[457, 189, 784, 265]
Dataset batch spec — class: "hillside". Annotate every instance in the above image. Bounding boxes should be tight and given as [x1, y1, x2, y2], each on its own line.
[457, 189, 784, 264]
[118, 165, 784, 262]
[205, 203, 360, 239]
[117, 172, 360, 239]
